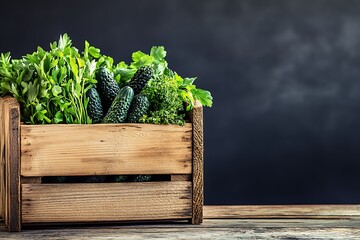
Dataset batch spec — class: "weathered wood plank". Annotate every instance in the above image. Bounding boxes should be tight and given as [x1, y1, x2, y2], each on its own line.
[1, 97, 21, 231]
[204, 205, 360, 219]
[22, 182, 192, 223]
[0, 97, 6, 220]
[8, 101, 21, 232]
[190, 101, 203, 224]
[20, 218, 360, 229]
[1, 219, 360, 239]
[20, 177, 41, 184]
[21, 123, 192, 176]
[0, 97, 13, 226]
[170, 175, 191, 181]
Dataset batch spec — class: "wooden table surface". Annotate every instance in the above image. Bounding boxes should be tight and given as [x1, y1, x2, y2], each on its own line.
[0, 206, 359, 239]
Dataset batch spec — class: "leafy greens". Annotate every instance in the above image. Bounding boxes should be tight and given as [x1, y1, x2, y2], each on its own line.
[0, 34, 98, 124]
[0, 34, 213, 125]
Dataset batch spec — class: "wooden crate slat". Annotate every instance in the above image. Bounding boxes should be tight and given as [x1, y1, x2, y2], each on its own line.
[21, 177, 42, 184]
[22, 181, 192, 223]
[21, 123, 192, 176]
[171, 174, 192, 181]
[1, 98, 21, 231]
[1, 98, 11, 228]
[0, 96, 202, 230]
[0, 97, 5, 221]
[204, 205, 360, 219]
[191, 101, 204, 224]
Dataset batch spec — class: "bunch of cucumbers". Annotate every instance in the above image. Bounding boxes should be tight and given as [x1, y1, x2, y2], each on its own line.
[88, 66, 153, 124]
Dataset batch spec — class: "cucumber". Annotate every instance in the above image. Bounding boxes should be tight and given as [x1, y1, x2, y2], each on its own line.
[102, 86, 134, 123]
[86, 87, 104, 123]
[95, 67, 120, 112]
[126, 94, 149, 123]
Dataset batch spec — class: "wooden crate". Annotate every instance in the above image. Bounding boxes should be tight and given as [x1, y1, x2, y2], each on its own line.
[0, 96, 204, 231]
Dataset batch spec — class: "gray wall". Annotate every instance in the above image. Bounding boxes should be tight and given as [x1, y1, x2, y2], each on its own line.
[2, 0, 360, 204]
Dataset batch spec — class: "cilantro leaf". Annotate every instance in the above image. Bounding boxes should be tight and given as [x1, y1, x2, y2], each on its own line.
[150, 46, 167, 61]
[192, 88, 213, 107]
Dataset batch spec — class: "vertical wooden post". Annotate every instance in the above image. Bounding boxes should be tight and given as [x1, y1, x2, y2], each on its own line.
[2, 97, 21, 231]
[190, 101, 204, 224]
[0, 96, 12, 222]
[0, 97, 5, 220]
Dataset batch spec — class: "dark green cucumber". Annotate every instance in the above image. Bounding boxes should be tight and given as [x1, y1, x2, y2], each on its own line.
[127, 66, 153, 94]
[95, 67, 120, 112]
[102, 86, 134, 123]
[86, 87, 104, 123]
[126, 94, 150, 123]
[131, 175, 152, 182]
[113, 175, 128, 182]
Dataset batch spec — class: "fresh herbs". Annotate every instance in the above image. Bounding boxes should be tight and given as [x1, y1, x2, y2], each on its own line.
[140, 74, 185, 125]
[0, 34, 213, 125]
[0, 34, 98, 124]
[120, 46, 213, 124]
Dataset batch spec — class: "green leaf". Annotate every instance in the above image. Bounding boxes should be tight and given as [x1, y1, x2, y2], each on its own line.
[182, 77, 197, 86]
[35, 103, 43, 111]
[150, 46, 167, 60]
[131, 51, 154, 68]
[11, 83, 19, 97]
[114, 68, 137, 82]
[50, 41, 57, 50]
[132, 51, 146, 62]
[88, 46, 101, 58]
[77, 57, 85, 69]
[85, 40, 90, 50]
[49, 59, 59, 69]
[22, 66, 35, 82]
[21, 82, 28, 95]
[51, 66, 60, 81]
[87, 60, 97, 76]
[52, 85, 62, 96]
[153, 60, 166, 75]
[96, 55, 114, 69]
[83, 40, 90, 59]
[39, 88, 49, 99]
[86, 116, 92, 124]
[192, 88, 213, 107]
[54, 111, 63, 123]
[27, 82, 38, 102]
[69, 57, 79, 80]
[58, 33, 72, 50]
[0, 82, 11, 91]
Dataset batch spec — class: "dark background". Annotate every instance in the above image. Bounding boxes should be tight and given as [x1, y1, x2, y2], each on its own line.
[2, 0, 360, 204]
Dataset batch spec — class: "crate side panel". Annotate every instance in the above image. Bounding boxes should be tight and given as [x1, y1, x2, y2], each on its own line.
[0, 98, 6, 221]
[1, 97, 21, 231]
[190, 101, 204, 224]
[7, 104, 21, 231]
[22, 181, 192, 223]
[21, 123, 192, 176]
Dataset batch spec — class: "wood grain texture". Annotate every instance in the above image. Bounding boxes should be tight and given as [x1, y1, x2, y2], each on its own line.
[0, 97, 13, 225]
[0, 97, 21, 231]
[22, 181, 192, 223]
[0, 97, 6, 221]
[1, 219, 360, 239]
[2, 205, 360, 238]
[20, 177, 41, 184]
[204, 205, 360, 219]
[2, 98, 11, 228]
[21, 123, 192, 176]
[190, 101, 203, 224]
[171, 175, 191, 181]
[8, 101, 21, 232]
